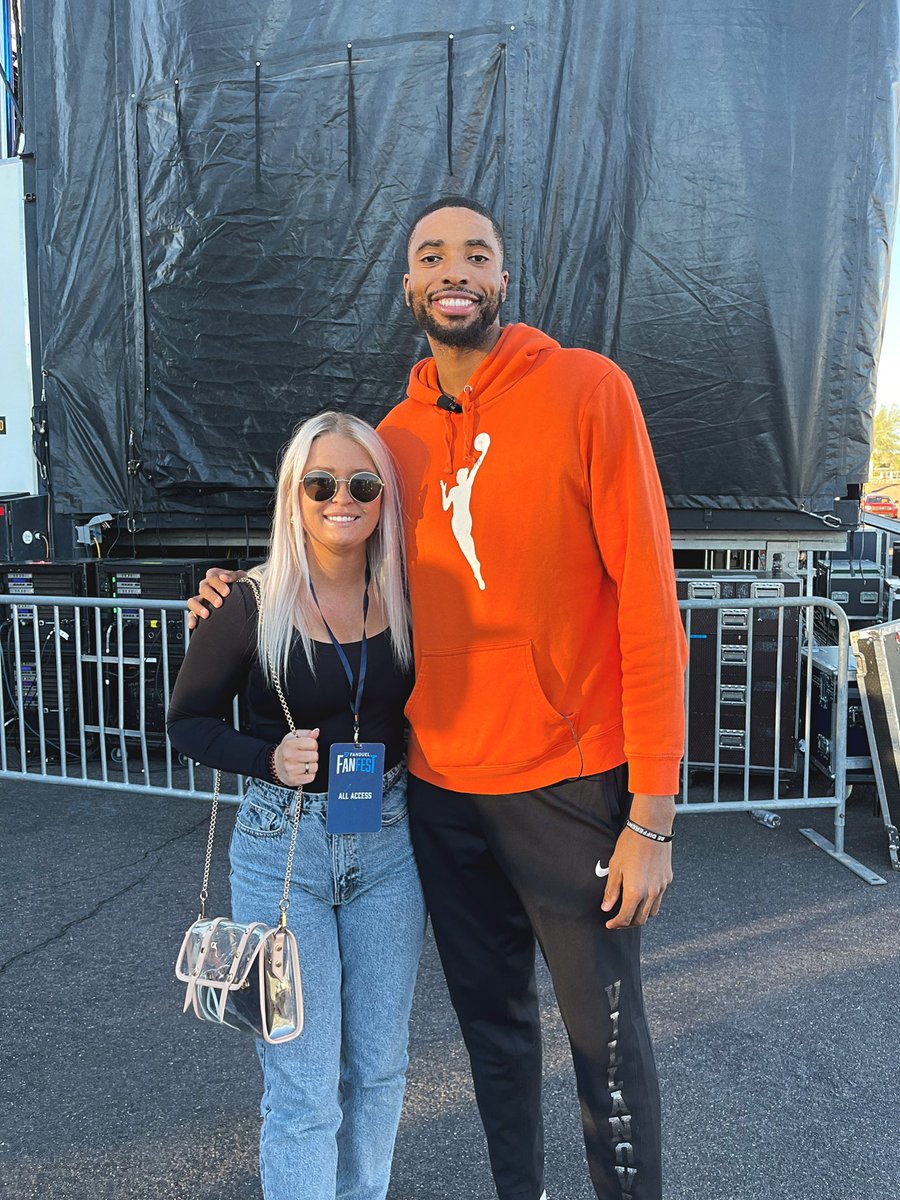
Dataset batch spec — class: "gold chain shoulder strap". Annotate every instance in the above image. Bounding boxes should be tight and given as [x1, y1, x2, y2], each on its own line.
[197, 577, 304, 929]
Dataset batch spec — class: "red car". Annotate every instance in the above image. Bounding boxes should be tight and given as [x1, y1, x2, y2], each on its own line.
[862, 493, 899, 518]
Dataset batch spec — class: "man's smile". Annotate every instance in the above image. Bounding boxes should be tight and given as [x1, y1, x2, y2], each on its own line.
[430, 289, 481, 315]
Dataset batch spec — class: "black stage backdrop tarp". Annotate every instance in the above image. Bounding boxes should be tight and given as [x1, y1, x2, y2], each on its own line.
[26, 1, 899, 520]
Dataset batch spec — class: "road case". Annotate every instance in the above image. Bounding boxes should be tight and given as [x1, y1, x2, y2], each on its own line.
[851, 621, 900, 871]
[677, 572, 801, 773]
[806, 644, 872, 778]
[815, 558, 883, 621]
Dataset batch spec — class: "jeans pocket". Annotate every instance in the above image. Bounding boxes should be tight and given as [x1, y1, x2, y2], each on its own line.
[235, 796, 288, 839]
[381, 771, 408, 827]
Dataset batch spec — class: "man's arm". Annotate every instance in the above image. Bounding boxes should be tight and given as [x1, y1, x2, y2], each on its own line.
[581, 363, 687, 796]
[580, 364, 687, 926]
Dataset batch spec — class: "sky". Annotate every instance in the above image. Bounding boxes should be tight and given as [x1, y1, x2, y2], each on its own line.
[877, 246, 899, 410]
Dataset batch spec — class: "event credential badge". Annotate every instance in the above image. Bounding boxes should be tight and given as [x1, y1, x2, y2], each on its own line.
[326, 742, 385, 833]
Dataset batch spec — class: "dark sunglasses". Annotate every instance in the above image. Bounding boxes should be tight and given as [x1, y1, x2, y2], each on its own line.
[301, 470, 384, 504]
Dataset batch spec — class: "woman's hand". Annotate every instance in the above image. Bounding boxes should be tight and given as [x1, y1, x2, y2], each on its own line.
[274, 728, 320, 786]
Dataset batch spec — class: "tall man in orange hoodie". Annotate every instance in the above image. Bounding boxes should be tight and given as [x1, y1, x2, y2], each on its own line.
[380, 197, 686, 1200]
[192, 197, 686, 1200]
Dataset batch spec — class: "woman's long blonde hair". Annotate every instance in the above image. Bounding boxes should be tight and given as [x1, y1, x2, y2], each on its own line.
[251, 411, 412, 684]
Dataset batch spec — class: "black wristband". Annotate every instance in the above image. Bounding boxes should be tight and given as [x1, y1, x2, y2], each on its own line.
[624, 818, 673, 844]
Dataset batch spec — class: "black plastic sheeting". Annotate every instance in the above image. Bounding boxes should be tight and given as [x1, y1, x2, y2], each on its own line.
[27, 1, 899, 521]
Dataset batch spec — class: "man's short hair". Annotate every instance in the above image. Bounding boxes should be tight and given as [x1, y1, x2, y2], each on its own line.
[407, 196, 505, 260]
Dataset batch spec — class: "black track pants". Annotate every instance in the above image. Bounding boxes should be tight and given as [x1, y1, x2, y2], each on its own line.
[407, 767, 662, 1200]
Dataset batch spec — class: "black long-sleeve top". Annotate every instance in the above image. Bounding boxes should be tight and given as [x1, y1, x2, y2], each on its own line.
[167, 582, 413, 792]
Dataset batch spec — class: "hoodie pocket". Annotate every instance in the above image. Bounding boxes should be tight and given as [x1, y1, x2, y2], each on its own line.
[405, 642, 575, 773]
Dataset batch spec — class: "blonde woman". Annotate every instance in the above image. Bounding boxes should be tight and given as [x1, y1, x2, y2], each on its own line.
[167, 411, 424, 1200]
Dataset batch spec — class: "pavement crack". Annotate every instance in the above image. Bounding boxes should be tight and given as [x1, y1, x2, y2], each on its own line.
[124, 812, 214, 869]
[26, 813, 214, 893]
[0, 870, 154, 981]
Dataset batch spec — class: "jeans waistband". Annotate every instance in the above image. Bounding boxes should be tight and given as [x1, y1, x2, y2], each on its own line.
[249, 760, 405, 813]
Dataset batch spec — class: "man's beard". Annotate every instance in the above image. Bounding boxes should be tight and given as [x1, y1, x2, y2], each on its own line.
[411, 293, 501, 350]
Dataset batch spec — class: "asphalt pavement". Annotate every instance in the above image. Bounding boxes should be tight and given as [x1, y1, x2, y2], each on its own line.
[0, 778, 897, 1200]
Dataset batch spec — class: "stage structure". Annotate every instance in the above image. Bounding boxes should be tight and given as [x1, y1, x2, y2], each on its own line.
[11, 0, 900, 552]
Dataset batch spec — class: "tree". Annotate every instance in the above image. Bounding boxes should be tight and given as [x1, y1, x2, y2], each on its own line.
[870, 403, 900, 481]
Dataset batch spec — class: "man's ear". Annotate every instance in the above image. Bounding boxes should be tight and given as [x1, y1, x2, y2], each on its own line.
[402, 274, 411, 307]
[501, 269, 510, 302]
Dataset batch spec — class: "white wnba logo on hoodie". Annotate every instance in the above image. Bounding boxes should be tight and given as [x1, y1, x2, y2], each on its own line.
[439, 431, 491, 590]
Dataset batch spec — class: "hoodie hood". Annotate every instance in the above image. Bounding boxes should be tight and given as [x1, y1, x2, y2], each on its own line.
[406, 323, 560, 474]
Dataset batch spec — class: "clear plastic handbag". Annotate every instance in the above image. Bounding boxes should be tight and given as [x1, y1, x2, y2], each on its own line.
[175, 914, 303, 1043]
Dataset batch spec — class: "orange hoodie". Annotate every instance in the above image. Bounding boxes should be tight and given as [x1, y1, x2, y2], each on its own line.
[378, 323, 687, 796]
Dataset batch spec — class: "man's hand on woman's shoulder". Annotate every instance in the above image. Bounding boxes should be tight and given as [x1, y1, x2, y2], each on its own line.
[186, 567, 247, 629]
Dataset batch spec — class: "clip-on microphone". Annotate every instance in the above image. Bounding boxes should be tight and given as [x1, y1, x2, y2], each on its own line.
[436, 394, 463, 414]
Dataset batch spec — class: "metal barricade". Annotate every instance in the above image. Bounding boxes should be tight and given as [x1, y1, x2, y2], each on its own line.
[678, 595, 883, 883]
[0, 591, 885, 881]
[0, 594, 244, 803]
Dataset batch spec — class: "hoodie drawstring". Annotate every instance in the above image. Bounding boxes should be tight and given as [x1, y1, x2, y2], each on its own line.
[442, 410, 455, 475]
[461, 385, 476, 466]
[439, 386, 476, 476]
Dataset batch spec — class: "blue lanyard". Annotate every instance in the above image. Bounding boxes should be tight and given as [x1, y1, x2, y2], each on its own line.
[309, 568, 370, 745]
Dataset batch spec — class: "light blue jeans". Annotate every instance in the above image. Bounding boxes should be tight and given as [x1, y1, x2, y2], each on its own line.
[229, 765, 426, 1200]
